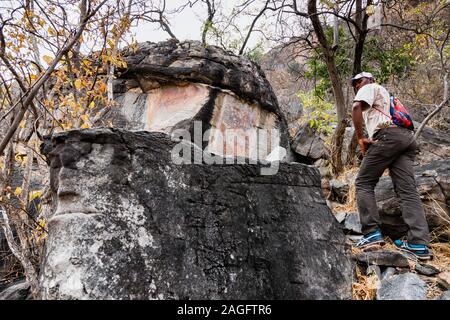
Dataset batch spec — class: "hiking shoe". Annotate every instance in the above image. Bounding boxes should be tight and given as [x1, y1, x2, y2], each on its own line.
[394, 240, 432, 261]
[355, 230, 385, 250]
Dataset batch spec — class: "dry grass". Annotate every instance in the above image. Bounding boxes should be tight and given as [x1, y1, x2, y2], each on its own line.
[428, 242, 450, 272]
[352, 264, 380, 300]
[425, 279, 444, 300]
[332, 166, 359, 213]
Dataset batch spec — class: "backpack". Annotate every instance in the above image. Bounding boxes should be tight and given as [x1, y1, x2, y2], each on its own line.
[373, 96, 414, 130]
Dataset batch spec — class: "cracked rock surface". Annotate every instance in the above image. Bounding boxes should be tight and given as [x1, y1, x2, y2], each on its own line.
[38, 128, 353, 300]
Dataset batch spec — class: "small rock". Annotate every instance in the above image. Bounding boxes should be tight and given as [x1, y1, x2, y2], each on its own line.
[414, 263, 440, 277]
[334, 212, 347, 224]
[354, 250, 410, 268]
[0, 280, 31, 300]
[381, 267, 397, 280]
[377, 273, 427, 300]
[436, 290, 450, 300]
[343, 213, 362, 234]
[437, 272, 450, 290]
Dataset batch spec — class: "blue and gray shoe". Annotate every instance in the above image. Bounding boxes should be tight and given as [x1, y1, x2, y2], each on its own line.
[394, 240, 432, 261]
[355, 230, 385, 250]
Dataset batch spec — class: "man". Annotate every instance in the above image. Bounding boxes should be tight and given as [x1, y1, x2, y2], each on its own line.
[351, 71, 431, 260]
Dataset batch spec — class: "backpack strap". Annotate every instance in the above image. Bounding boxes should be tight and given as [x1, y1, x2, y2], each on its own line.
[372, 105, 392, 120]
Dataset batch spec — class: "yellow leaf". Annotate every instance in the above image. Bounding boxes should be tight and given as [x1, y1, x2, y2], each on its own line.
[29, 190, 42, 201]
[74, 79, 82, 90]
[14, 187, 22, 196]
[43, 55, 53, 65]
[48, 27, 56, 36]
[80, 123, 90, 129]
[366, 5, 375, 16]
[19, 121, 25, 128]
[89, 101, 96, 109]
[80, 114, 89, 122]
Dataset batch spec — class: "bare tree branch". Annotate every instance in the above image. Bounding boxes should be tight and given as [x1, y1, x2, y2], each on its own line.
[415, 72, 449, 139]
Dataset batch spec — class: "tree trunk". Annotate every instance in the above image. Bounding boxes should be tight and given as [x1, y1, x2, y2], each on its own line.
[307, 0, 348, 175]
[346, 130, 359, 165]
[352, 0, 371, 76]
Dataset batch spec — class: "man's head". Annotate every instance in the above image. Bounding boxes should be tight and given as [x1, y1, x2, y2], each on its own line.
[351, 72, 374, 93]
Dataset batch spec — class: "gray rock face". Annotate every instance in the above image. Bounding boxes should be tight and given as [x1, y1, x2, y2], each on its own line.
[354, 251, 410, 268]
[329, 179, 350, 203]
[38, 128, 353, 300]
[343, 213, 362, 234]
[259, 42, 311, 135]
[436, 290, 450, 300]
[381, 267, 397, 280]
[290, 124, 326, 162]
[415, 125, 450, 164]
[377, 273, 427, 300]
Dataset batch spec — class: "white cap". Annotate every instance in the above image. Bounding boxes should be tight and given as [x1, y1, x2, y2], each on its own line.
[350, 71, 374, 85]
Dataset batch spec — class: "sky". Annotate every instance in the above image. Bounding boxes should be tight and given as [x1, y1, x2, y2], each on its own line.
[133, 2, 205, 43]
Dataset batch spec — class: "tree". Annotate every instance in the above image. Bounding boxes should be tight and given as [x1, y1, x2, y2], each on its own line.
[0, 0, 178, 297]
[0, 0, 111, 297]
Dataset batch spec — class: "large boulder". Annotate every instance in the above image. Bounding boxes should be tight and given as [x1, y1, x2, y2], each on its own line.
[38, 128, 353, 300]
[108, 40, 291, 162]
[290, 123, 327, 162]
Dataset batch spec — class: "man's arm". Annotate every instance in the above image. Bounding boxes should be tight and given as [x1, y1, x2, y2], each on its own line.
[352, 101, 374, 156]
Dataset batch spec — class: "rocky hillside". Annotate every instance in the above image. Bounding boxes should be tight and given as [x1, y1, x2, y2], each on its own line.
[1, 39, 449, 301]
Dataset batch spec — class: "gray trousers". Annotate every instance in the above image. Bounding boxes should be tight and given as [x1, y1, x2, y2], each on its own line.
[355, 126, 430, 245]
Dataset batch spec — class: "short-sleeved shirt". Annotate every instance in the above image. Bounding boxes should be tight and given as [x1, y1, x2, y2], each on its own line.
[353, 83, 391, 139]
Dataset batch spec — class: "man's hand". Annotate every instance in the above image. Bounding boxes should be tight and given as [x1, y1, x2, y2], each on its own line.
[358, 138, 375, 156]
[352, 101, 375, 156]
